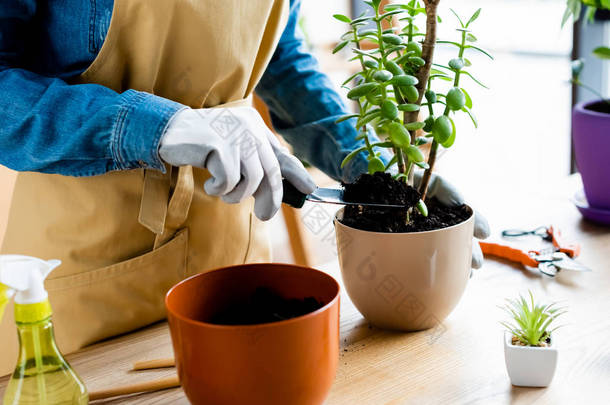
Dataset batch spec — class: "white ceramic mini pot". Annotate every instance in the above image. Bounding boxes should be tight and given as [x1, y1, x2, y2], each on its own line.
[504, 332, 558, 387]
[334, 206, 474, 331]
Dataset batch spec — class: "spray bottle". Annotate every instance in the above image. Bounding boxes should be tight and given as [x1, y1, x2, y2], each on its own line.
[0, 255, 88, 405]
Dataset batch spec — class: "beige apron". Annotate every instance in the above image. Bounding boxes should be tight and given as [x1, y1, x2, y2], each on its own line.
[0, 0, 289, 375]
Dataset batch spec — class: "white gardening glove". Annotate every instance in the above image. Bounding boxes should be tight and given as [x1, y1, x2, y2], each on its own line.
[159, 107, 316, 221]
[413, 171, 490, 269]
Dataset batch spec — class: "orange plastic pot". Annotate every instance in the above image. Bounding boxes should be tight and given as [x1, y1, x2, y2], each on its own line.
[165, 263, 340, 405]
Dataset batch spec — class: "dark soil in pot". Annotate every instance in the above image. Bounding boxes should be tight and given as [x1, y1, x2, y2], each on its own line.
[586, 101, 610, 115]
[340, 172, 472, 233]
[208, 287, 323, 325]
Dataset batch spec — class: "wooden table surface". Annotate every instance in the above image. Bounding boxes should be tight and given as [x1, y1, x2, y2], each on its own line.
[1, 176, 609, 404]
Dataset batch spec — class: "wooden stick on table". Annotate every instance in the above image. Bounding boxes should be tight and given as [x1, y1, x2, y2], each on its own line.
[132, 358, 176, 371]
[89, 375, 180, 401]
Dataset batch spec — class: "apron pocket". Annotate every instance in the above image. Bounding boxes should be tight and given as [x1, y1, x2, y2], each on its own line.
[45, 228, 188, 354]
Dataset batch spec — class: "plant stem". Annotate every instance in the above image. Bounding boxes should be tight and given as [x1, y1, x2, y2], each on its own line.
[573, 80, 610, 105]
[405, 0, 440, 132]
[419, 140, 438, 199]
[395, 147, 406, 173]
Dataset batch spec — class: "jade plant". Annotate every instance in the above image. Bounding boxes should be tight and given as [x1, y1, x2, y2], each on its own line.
[500, 291, 566, 347]
[333, 0, 492, 215]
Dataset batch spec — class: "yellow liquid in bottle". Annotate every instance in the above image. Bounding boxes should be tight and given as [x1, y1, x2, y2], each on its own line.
[3, 320, 87, 405]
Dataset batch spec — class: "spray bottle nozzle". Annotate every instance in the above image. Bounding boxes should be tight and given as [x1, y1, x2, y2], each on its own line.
[0, 255, 61, 323]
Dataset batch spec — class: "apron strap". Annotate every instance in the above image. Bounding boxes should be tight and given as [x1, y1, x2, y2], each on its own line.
[153, 165, 195, 248]
[138, 167, 172, 235]
[139, 165, 195, 249]
[138, 96, 253, 248]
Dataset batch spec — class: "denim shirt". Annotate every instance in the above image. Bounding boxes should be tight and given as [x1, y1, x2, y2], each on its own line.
[0, 0, 390, 182]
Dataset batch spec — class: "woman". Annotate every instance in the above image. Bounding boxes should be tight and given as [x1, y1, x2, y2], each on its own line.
[0, 0, 488, 374]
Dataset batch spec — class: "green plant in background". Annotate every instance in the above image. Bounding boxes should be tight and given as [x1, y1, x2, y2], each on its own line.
[500, 291, 566, 347]
[333, 0, 492, 215]
[564, 0, 610, 102]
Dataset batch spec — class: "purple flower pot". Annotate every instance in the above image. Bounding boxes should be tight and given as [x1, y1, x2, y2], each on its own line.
[573, 100, 610, 210]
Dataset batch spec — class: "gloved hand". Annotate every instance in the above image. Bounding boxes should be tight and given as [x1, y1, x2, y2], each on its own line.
[413, 171, 490, 269]
[159, 107, 316, 221]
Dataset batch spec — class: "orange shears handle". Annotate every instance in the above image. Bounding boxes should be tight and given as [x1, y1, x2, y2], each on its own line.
[479, 242, 539, 268]
[548, 226, 580, 258]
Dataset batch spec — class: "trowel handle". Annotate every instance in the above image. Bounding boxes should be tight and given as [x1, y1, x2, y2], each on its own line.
[282, 179, 308, 209]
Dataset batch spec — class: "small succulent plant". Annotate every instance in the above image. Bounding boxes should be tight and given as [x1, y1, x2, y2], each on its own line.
[500, 291, 566, 347]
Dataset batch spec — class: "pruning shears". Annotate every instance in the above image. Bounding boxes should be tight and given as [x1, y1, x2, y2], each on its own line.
[480, 226, 591, 277]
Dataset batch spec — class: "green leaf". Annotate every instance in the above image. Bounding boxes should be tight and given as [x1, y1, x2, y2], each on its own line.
[378, 9, 405, 20]
[342, 71, 363, 86]
[409, 56, 426, 67]
[356, 109, 382, 128]
[414, 160, 430, 169]
[416, 200, 428, 217]
[466, 8, 481, 28]
[465, 45, 494, 60]
[425, 90, 437, 104]
[449, 58, 465, 71]
[388, 122, 411, 148]
[373, 70, 394, 82]
[401, 85, 419, 103]
[423, 116, 435, 132]
[593, 46, 610, 59]
[366, 92, 383, 106]
[437, 40, 464, 49]
[414, 137, 429, 146]
[368, 157, 386, 174]
[571, 59, 585, 79]
[381, 100, 399, 119]
[341, 146, 368, 168]
[404, 145, 425, 162]
[446, 87, 466, 111]
[432, 116, 452, 144]
[391, 74, 419, 86]
[461, 88, 473, 109]
[363, 60, 379, 69]
[382, 34, 404, 45]
[335, 114, 359, 124]
[385, 45, 407, 55]
[407, 41, 423, 56]
[347, 82, 378, 99]
[333, 14, 351, 23]
[385, 60, 405, 75]
[397, 103, 420, 112]
[466, 33, 478, 43]
[351, 15, 374, 25]
[462, 71, 489, 89]
[405, 121, 425, 131]
[440, 117, 457, 148]
[358, 28, 378, 36]
[333, 41, 349, 54]
[452, 110, 471, 137]
[449, 8, 465, 28]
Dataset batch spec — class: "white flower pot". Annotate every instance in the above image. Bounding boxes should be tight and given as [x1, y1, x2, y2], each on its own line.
[504, 332, 558, 387]
[334, 206, 474, 331]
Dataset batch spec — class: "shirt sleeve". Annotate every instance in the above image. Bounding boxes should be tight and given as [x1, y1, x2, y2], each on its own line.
[0, 1, 184, 176]
[255, 0, 392, 183]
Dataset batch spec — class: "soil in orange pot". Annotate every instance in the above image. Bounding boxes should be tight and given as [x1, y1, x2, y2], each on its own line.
[208, 287, 324, 325]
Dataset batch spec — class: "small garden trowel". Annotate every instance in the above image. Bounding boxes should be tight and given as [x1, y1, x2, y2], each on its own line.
[282, 179, 405, 209]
